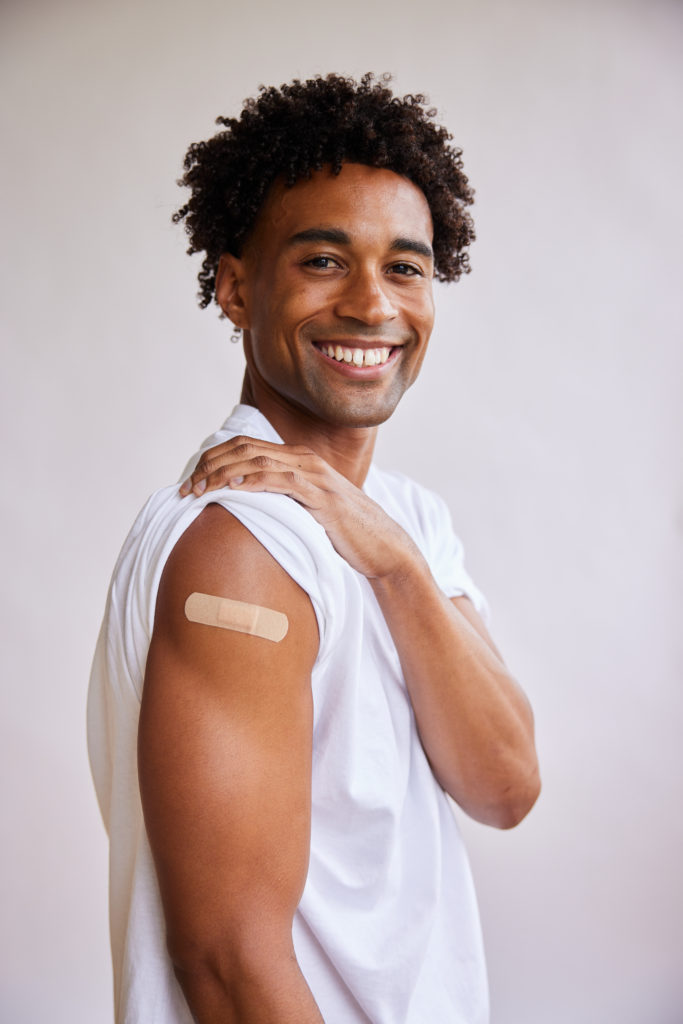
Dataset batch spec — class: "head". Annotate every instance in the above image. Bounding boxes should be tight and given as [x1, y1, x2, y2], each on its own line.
[173, 74, 475, 431]
[173, 72, 475, 310]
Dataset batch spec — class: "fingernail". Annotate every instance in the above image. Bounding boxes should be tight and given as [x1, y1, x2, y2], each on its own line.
[179, 479, 191, 496]
[229, 476, 244, 487]
[193, 479, 207, 495]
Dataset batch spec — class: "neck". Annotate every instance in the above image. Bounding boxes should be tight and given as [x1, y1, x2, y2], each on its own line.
[240, 373, 378, 488]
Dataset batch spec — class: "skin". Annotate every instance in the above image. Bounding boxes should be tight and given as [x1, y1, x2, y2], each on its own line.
[141, 164, 541, 1023]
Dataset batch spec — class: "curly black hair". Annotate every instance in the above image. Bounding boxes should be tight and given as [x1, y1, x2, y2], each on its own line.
[173, 73, 475, 310]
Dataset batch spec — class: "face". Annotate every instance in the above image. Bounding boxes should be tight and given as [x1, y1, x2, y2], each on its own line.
[217, 163, 435, 430]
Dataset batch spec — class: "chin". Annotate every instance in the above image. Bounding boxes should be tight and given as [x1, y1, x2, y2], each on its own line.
[317, 404, 399, 430]
[302, 386, 407, 430]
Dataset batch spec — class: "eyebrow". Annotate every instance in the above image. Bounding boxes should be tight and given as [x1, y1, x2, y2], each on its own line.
[287, 228, 350, 246]
[391, 237, 434, 261]
[287, 227, 434, 261]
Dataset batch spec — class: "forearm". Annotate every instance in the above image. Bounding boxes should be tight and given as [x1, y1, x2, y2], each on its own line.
[176, 440, 539, 826]
[370, 555, 540, 827]
[173, 941, 324, 1024]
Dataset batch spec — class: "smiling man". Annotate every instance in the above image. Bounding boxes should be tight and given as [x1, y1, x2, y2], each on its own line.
[88, 73, 540, 1024]
[219, 165, 435, 435]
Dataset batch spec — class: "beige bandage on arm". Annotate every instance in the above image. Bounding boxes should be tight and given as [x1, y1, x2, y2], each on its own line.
[184, 592, 289, 643]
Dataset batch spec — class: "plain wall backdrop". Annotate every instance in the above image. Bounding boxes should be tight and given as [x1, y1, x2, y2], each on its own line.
[1, 0, 682, 1021]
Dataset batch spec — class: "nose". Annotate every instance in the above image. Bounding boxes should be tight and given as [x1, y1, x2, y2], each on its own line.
[334, 268, 398, 325]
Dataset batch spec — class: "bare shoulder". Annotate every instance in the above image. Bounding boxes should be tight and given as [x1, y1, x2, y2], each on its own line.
[142, 501, 320, 778]
[153, 501, 319, 663]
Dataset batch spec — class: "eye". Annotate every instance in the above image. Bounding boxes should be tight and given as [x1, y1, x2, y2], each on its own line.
[388, 262, 423, 277]
[302, 255, 341, 270]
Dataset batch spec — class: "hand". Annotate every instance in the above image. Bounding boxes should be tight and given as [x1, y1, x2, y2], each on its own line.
[180, 436, 422, 580]
[179, 439, 541, 827]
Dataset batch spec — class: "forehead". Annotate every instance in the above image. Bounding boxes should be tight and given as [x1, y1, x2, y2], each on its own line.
[247, 163, 433, 252]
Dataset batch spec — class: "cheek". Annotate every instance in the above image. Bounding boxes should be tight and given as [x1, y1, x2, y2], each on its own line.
[412, 292, 435, 336]
[288, 278, 334, 310]
[257, 279, 323, 327]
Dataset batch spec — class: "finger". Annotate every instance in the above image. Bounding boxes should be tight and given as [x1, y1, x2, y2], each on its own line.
[180, 439, 318, 496]
[179, 438, 274, 496]
[190, 449, 326, 497]
[186, 454, 305, 497]
[228, 468, 322, 510]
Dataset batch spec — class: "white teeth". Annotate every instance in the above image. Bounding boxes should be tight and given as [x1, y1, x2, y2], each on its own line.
[322, 344, 393, 366]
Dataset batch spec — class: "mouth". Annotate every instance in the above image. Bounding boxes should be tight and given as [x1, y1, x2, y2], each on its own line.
[313, 342, 397, 369]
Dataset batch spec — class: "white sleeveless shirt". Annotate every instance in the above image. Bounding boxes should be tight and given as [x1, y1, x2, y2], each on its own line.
[88, 405, 489, 1023]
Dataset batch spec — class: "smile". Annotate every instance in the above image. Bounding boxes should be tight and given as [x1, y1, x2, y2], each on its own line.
[318, 344, 393, 368]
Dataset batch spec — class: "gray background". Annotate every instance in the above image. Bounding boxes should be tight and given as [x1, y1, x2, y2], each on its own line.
[1, 0, 682, 1021]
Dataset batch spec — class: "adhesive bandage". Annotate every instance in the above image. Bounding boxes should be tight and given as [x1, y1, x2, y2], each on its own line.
[184, 592, 289, 642]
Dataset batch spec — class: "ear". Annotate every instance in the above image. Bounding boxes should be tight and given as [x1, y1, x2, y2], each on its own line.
[215, 253, 250, 328]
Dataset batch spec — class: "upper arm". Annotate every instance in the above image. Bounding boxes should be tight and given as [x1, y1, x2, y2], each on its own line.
[138, 503, 319, 967]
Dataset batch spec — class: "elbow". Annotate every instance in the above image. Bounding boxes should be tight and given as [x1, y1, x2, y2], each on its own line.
[167, 929, 237, 995]
[445, 737, 542, 830]
[166, 920, 294, 1007]
[487, 763, 541, 830]
[483, 711, 542, 829]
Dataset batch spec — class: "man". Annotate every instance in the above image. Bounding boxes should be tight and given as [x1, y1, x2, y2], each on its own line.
[88, 73, 540, 1023]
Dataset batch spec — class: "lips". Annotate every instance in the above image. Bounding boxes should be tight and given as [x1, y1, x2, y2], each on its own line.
[315, 343, 395, 368]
